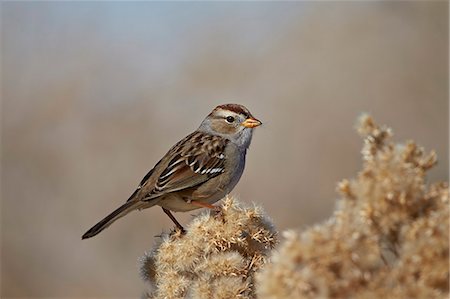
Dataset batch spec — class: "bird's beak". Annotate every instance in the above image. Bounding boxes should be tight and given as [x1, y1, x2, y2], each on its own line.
[241, 117, 262, 128]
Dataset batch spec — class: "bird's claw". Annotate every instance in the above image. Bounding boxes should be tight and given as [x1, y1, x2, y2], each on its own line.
[169, 226, 186, 237]
[212, 206, 224, 219]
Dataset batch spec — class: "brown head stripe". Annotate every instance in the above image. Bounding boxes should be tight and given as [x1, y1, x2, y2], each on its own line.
[212, 104, 251, 118]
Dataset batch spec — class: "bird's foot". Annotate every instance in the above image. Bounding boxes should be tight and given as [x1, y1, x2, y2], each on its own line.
[213, 205, 224, 220]
[169, 226, 186, 237]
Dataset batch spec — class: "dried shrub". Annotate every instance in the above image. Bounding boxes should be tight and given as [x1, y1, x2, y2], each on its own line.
[139, 197, 277, 299]
[139, 115, 448, 299]
[256, 115, 449, 299]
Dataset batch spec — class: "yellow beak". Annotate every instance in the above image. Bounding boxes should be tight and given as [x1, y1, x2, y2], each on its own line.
[241, 117, 262, 128]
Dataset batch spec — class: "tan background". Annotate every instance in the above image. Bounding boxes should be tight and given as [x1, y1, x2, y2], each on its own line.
[2, 2, 448, 297]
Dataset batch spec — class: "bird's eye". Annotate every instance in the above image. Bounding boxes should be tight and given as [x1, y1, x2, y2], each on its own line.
[226, 116, 235, 123]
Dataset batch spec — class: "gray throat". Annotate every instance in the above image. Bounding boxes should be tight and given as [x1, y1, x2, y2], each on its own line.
[231, 128, 253, 150]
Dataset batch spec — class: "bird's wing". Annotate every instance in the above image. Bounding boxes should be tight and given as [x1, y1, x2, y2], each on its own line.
[140, 132, 228, 200]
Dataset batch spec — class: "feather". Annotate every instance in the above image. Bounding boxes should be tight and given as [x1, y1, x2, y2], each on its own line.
[143, 132, 228, 200]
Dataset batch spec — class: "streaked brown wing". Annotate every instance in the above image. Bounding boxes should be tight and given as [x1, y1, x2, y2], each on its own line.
[143, 132, 228, 200]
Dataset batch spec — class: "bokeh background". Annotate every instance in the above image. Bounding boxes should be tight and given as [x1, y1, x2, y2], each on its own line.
[2, 1, 448, 297]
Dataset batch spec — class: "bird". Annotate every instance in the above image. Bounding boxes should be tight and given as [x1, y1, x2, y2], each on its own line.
[82, 104, 262, 239]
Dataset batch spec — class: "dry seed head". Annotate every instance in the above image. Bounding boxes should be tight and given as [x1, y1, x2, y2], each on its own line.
[140, 197, 277, 298]
[138, 115, 448, 298]
[257, 115, 448, 299]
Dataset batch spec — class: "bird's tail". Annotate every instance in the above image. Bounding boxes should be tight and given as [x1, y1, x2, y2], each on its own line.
[82, 200, 147, 239]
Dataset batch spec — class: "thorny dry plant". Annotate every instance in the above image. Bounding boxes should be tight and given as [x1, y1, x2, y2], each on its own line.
[140, 115, 449, 299]
[256, 115, 449, 299]
[140, 198, 277, 299]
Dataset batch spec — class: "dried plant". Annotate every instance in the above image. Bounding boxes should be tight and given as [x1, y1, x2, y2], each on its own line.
[256, 115, 449, 299]
[140, 115, 448, 299]
[139, 197, 277, 299]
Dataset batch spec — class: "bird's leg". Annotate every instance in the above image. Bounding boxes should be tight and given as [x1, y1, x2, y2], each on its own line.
[162, 208, 185, 232]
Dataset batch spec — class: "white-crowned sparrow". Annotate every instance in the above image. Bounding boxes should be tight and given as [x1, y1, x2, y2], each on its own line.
[82, 104, 261, 239]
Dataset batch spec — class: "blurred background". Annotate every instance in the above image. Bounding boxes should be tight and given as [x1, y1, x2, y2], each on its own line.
[2, 1, 448, 297]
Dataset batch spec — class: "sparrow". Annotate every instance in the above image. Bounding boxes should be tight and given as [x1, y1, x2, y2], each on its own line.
[82, 104, 262, 239]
